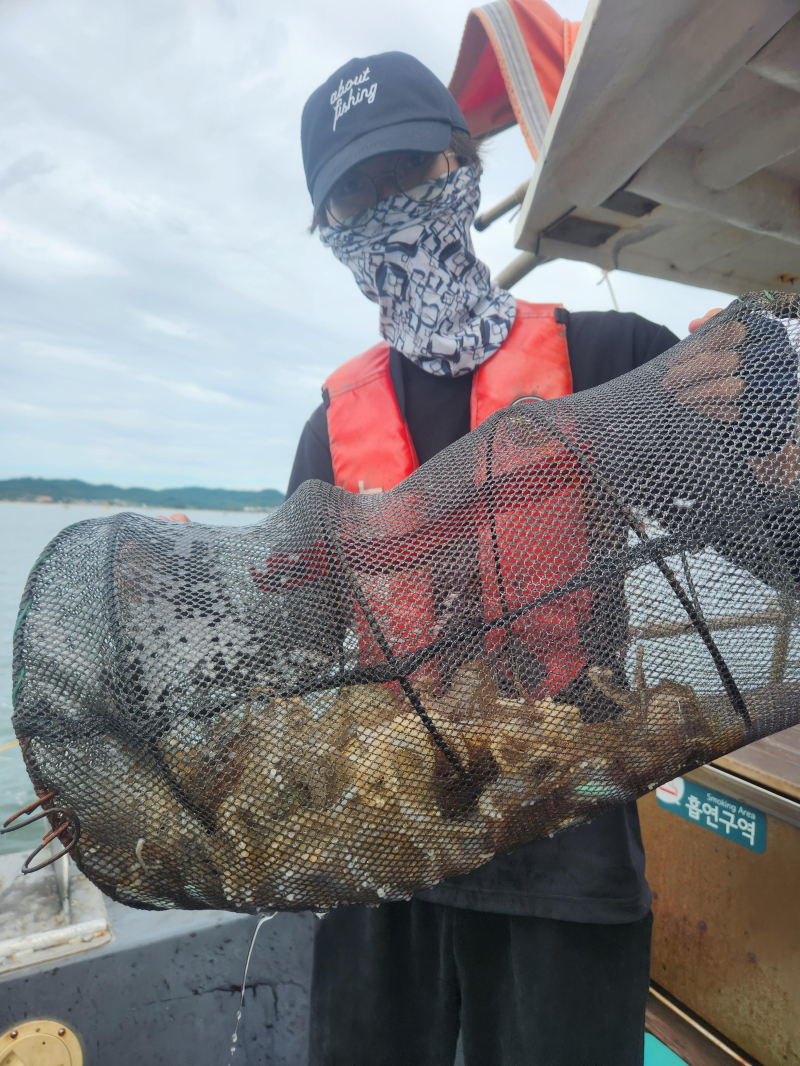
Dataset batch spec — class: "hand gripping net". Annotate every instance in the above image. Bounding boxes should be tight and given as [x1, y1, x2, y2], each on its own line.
[12, 292, 800, 912]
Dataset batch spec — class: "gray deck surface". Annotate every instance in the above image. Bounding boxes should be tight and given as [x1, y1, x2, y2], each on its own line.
[1, 901, 316, 1065]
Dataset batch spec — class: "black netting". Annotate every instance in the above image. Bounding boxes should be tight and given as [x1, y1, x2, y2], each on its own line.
[11, 292, 800, 912]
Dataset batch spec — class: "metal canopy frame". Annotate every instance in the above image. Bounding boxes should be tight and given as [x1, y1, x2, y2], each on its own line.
[492, 0, 800, 294]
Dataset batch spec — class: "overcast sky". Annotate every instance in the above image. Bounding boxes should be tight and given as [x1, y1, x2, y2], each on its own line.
[0, 0, 732, 494]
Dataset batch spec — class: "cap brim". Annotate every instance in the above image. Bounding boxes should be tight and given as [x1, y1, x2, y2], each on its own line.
[311, 119, 453, 214]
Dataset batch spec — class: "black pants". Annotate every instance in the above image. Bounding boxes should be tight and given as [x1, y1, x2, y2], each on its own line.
[309, 901, 652, 1066]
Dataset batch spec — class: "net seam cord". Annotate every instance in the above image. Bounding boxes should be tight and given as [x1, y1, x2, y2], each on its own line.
[529, 409, 753, 730]
[269, 531, 703, 699]
[319, 517, 472, 781]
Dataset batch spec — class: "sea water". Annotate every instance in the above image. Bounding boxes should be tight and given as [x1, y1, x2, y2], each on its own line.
[0, 501, 263, 856]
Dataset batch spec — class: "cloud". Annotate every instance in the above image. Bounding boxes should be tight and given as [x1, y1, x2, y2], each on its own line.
[0, 0, 730, 492]
[0, 150, 56, 194]
[140, 312, 206, 341]
[0, 217, 120, 275]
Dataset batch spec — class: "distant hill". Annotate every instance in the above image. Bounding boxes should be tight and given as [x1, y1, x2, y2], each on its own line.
[0, 477, 285, 512]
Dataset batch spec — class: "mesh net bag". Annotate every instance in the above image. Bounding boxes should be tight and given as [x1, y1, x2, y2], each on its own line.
[11, 291, 800, 913]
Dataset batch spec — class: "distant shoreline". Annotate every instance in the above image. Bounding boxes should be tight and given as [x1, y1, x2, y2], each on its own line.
[0, 477, 285, 513]
[0, 499, 278, 513]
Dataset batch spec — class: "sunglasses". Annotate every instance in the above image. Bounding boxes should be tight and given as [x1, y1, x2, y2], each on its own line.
[326, 150, 455, 229]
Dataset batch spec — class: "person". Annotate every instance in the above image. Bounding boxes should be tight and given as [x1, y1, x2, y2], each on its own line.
[168, 49, 724, 1066]
[287, 51, 695, 1066]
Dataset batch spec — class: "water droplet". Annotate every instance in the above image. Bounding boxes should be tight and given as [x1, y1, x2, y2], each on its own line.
[227, 912, 276, 1066]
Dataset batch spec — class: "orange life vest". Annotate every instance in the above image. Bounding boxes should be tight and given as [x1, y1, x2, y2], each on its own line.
[323, 300, 572, 493]
[322, 301, 590, 700]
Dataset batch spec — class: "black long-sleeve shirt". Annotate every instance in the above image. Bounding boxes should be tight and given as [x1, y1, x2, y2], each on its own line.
[287, 309, 678, 923]
[288, 311, 677, 496]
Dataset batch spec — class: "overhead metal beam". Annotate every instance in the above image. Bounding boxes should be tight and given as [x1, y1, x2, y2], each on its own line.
[474, 181, 530, 232]
[746, 10, 800, 92]
[494, 252, 548, 290]
[627, 142, 800, 246]
[693, 84, 800, 190]
[515, 0, 800, 250]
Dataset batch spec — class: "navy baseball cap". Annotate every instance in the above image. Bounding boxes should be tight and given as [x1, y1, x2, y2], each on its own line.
[301, 52, 470, 214]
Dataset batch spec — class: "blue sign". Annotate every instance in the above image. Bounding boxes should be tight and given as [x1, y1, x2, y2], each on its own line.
[655, 777, 767, 853]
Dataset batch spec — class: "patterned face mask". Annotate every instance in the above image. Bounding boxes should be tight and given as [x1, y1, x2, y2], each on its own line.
[319, 165, 517, 376]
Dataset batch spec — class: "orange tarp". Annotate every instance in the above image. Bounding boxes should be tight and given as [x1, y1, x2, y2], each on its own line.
[449, 0, 580, 158]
